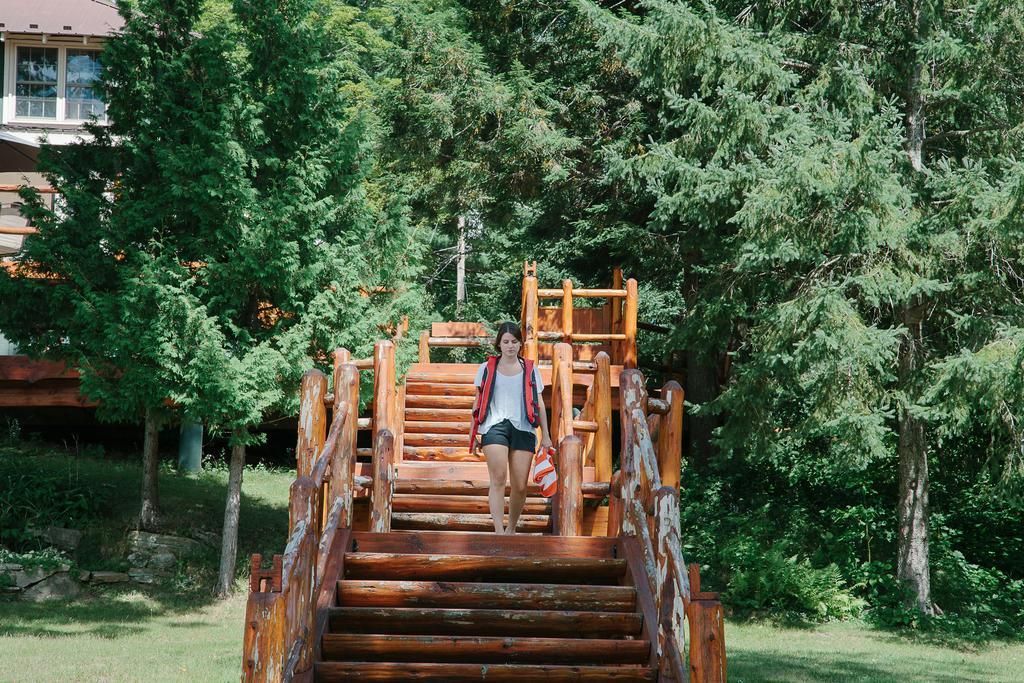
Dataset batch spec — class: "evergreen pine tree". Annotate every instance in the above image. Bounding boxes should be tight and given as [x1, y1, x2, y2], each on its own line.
[587, 0, 1024, 614]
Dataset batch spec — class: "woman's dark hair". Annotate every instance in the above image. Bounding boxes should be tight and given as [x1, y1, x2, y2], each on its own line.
[493, 321, 524, 353]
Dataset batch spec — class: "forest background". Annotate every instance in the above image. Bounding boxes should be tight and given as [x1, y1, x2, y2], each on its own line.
[1, 0, 1023, 642]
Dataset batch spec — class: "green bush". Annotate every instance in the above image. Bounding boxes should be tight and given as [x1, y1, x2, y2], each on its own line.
[0, 469, 105, 550]
[721, 537, 866, 620]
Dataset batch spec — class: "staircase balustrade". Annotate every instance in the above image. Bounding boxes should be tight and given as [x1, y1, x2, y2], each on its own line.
[243, 356, 364, 683]
[614, 368, 728, 682]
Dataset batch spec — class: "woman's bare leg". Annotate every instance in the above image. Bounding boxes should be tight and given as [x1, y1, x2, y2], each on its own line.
[505, 449, 534, 534]
[484, 444, 510, 533]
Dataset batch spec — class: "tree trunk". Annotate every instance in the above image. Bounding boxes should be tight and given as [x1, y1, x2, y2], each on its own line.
[139, 408, 161, 531]
[684, 349, 718, 467]
[682, 267, 719, 467]
[456, 215, 467, 315]
[896, 1, 933, 616]
[896, 308, 934, 615]
[906, 1, 926, 172]
[215, 440, 246, 598]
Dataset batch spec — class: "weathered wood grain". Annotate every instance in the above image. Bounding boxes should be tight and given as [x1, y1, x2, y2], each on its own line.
[327, 606, 643, 638]
[320, 634, 649, 664]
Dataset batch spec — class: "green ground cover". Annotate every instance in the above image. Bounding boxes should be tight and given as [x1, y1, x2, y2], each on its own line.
[3, 442, 1024, 682]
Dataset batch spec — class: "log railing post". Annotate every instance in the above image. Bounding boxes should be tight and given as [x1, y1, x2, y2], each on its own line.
[657, 381, 684, 492]
[371, 429, 395, 532]
[373, 339, 396, 450]
[555, 435, 583, 536]
[331, 360, 359, 527]
[562, 279, 574, 344]
[550, 342, 575, 444]
[395, 383, 406, 465]
[607, 470, 623, 537]
[296, 370, 328, 479]
[618, 369, 650, 540]
[687, 569, 727, 683]
[611, 267, 624, 361]
[654, 487, 682, 658]
[624, 278, 639, 369]
[419, 330, 430, 363]
[522, 263, 540, 362]
[593, 351, 613, 483]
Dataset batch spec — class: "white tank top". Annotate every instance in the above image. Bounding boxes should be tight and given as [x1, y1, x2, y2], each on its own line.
[474, 361, 544, 434]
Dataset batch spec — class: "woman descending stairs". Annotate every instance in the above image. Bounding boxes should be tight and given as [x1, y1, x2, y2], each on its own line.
[315, 531, 653, 681]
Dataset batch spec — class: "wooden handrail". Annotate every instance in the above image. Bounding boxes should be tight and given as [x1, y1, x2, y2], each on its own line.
[426, 336, 488, 347]
[537, 288, 627, 298]
[616, 367, 726, 682]
[536, 331, 627, 342]
[243, 348, 366, 683]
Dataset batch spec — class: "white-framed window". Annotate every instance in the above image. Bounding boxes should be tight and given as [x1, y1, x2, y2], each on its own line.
[3, 41, 106, 125]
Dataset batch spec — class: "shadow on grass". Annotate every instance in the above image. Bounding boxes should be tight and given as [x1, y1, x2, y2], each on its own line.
[0, 591, 157, 639]
[0, 442, 293, 639]
[727, 648, 982, 683]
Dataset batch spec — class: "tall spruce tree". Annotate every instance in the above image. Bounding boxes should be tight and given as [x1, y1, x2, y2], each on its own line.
[587, 0, 1024, 614]
[0, 0, 428, 595]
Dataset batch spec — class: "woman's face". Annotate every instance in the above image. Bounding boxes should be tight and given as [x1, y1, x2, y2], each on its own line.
[499, 332, 521, 357]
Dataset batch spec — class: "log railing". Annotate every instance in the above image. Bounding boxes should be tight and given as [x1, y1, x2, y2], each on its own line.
[242, 352, 365, 682]
[521, 262, 639, 368]
[550, 341, 614, 535]
[607, 368, 726, 682]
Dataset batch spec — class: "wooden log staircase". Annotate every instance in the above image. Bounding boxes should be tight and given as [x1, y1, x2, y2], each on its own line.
[242, 266, 727, 682]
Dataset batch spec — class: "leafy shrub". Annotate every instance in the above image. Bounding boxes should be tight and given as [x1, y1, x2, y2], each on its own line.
[0, 546, 72, 572]
[721, 537, 866, 620]
[0, 470, 105, 550]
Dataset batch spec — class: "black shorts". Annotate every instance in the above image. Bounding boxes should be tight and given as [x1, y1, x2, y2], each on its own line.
[480, 419, 536, 453]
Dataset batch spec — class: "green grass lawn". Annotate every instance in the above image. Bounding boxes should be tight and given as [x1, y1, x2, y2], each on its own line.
[726, 620, 1024, 682]
[3, 440, 1024, 682]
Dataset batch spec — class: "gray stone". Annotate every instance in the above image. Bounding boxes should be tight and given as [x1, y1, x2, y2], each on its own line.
[0, 563, 23, 572]
[78, 570, 92, 582]
[22, 572, 80, 602]
[128, 568, 160, 584]
[13, 566, 57, 589]
[149, 552, 177, 571]
[127, 531, 201, 557]
[126, 552, 146, 566]
[39, 527, 82, 551]
[191, 530, 220, 547]
[90, 571, 130, 584]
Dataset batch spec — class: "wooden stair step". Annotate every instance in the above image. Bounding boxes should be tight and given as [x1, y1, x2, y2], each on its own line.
[321, 633, 649, 664]
[326, 607, 643, 638]
[406, 370, 478, 385]
[405, 382, 478, 397]
[405, 421, 472, 434]
[391, 478, 608, 497]
[316, 661, 654, 681]
[405, 408, 473, 422]
[337, 580, 636, 611]
[406, 394, 475, 409]
[404, 433, 474, 447]
[350, 531, 620, 558]
[391, 512, 549, 532]
[392, 495, 550, 515]
[403, 446, 483, 461]
[344, 553, 627, 583]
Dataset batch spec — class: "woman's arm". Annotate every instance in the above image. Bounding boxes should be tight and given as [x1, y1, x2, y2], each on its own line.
[536, 392, 552, 449]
